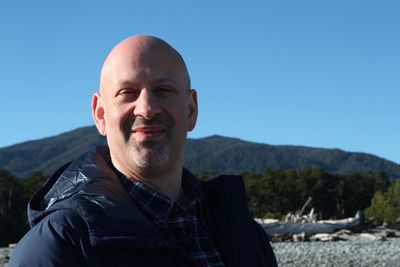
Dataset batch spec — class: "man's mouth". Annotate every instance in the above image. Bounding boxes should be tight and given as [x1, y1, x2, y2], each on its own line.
[132, 125, 166, 140]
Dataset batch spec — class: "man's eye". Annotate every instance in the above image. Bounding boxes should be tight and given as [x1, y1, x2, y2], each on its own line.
[157, 86, 175, 94]
[119, 89, 139, 96]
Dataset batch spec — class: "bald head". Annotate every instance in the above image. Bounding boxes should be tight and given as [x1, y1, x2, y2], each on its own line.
[92, 34, 198, 192]
[99, 35, 191, 93]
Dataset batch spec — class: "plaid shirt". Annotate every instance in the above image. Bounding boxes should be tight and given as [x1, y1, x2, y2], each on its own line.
[119, 171, 225, 267]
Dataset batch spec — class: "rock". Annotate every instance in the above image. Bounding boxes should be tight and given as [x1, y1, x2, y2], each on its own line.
[383, 230, 397, 238]
[0, 246, 13, 267]
[360, 233, 387, 241]
[254, 218, 279, 224]
[332, 229, 352, 240]
[270, 233, 293, 242]
[310, 233, 343, 242]
[292, 232, 309, 242]
[388, 221, 400, 230]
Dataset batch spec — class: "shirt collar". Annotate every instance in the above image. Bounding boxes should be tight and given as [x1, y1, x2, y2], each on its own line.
[114, 166, 205, 222]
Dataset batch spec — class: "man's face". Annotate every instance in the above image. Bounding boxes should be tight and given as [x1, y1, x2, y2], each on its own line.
[93, 39, 197, 176]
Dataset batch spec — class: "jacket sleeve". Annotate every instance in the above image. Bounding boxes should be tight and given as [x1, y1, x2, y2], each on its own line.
[252, 220, 278, 267]
[8, 209, 91, 267]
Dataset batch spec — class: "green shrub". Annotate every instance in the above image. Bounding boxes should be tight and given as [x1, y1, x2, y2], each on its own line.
[365, 179, 400, 224]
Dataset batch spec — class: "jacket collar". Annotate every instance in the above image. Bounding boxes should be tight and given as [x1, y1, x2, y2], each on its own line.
[28, 147, 177, 248]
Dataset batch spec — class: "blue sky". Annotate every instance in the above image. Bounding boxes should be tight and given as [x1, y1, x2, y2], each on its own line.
[1, 0, 399, 163]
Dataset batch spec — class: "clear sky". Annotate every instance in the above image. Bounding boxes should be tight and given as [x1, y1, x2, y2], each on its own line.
[1, 0, 399, 163]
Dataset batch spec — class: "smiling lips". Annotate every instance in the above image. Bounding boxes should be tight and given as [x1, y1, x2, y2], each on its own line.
[132, 125, 166, 140]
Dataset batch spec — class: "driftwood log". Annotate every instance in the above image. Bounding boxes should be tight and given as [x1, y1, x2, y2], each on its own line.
[259, 211, 366, 235]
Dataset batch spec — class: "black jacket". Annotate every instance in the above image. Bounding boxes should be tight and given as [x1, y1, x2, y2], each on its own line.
[9, 147, 277, 267]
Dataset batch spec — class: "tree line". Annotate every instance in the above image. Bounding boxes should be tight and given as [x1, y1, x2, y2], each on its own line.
[1, 168, 400, 247]
[200, 169, 400, 223]
[243, 168, 391, 219]
[0, 170, 47, 247]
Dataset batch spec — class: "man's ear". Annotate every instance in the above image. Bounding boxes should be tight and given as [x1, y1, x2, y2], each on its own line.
[92, 92, 107, 136]
[187, 89, 198, 131]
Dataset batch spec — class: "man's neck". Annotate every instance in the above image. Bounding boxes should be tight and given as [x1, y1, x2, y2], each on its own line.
[112, 162, 183, 200]
[137, 170, 183, 200]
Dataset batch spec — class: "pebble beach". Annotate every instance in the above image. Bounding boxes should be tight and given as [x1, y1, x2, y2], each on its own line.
[272, 237, 400, 267]
[1, 236, 400, 267]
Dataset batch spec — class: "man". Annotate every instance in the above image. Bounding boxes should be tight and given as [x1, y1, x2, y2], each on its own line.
[9, 35, 277, 266]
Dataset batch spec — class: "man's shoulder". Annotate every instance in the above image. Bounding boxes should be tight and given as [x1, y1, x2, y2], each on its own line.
[200, 175, 278, 267]
[201, 174, 250, 221]
[27, 208, 87, 243]
[201, 174, 246, 199]
[41, 207, 86, 227]
[9, 209, 89, 267]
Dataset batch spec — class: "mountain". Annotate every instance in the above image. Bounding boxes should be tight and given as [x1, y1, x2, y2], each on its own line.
[0, 126, 106, 178]
[185, 136, 400, 179]
[1, 126, 399, 179]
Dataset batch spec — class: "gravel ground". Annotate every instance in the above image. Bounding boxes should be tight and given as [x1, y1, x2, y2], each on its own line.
[2, 238, 399, 267]
[272, 237, 400, 267]
[0, 246, 12, 267]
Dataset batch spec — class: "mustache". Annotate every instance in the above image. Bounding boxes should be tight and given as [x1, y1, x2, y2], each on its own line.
[132, 116, 169, 129]
[122, 115, 171, 141]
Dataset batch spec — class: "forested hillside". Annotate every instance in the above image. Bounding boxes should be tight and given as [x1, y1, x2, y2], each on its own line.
[0, 126, 399, 179]
[1, 127, 399, 246]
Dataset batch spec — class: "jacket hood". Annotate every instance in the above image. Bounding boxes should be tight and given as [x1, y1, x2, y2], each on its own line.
[27, 147, 159, 240]
[29, 147, 108, 224]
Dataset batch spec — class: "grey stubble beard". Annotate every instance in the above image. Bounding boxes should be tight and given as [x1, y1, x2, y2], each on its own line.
[124, 115, 173, 168]
[132, 141, 171, 168]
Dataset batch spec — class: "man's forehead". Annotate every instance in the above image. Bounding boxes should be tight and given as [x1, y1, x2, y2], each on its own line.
[100, 35, 190, 91]
[106, 36, 182, 66]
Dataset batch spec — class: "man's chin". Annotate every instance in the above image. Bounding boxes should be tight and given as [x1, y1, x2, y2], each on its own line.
[134, 139, 165, 149]
[133, 148, 170, 169]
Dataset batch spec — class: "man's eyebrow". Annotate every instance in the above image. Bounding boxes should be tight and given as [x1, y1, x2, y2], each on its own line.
[116, 78, 178, 88]
[153, 77, 179, 85]
[115, 80, 138, 88]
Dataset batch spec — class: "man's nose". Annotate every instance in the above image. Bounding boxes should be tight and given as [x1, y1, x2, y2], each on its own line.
[133, 89, 161, 119]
